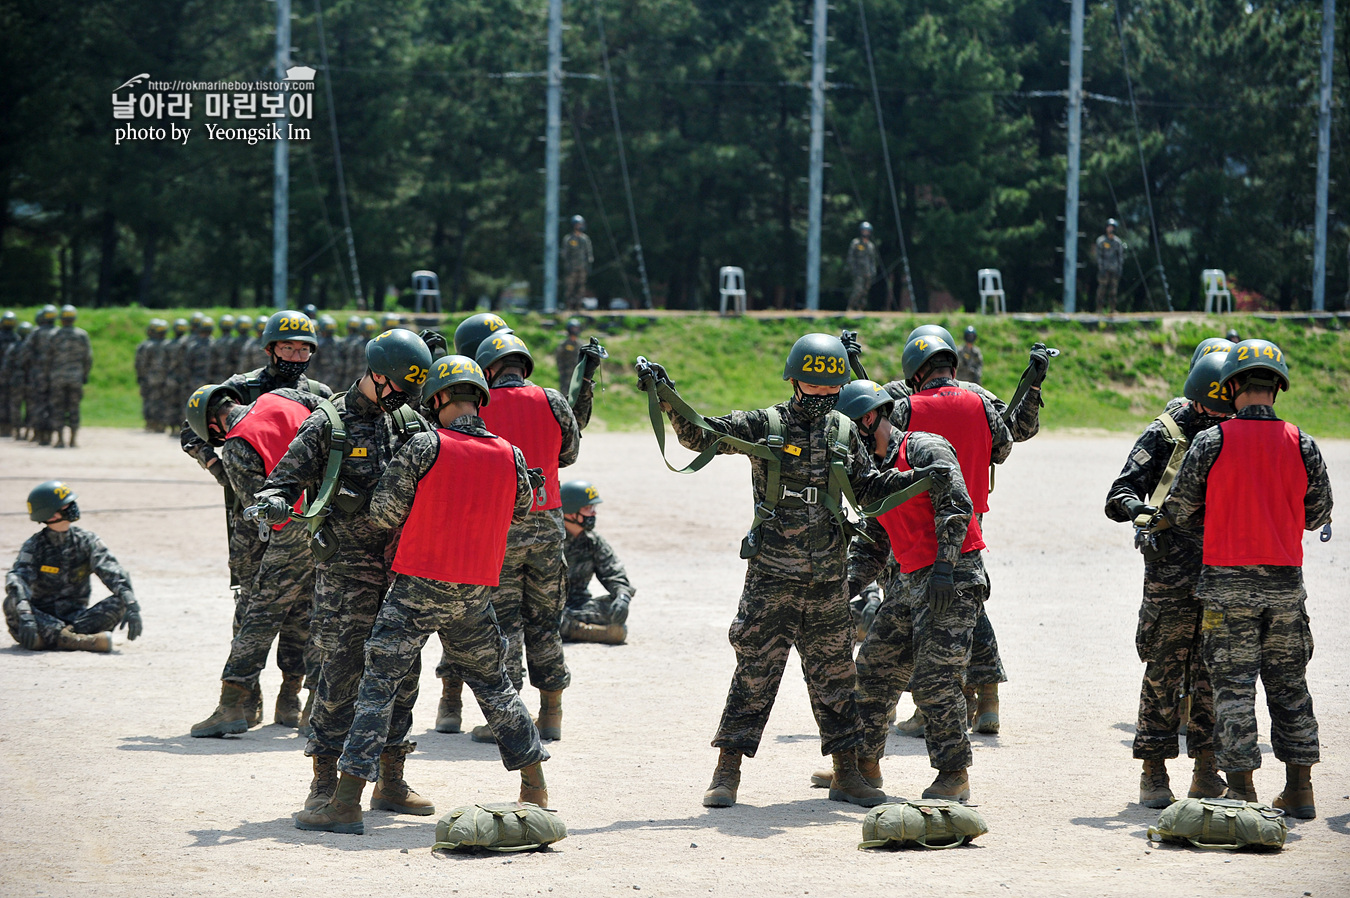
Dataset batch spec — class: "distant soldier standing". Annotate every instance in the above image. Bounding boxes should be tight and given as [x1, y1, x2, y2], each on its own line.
[555, 319, 582, 393]
[1162, 340, 1333, 819]
[1094, 218, 1126, 314]
[28, 305, 60, 445]
[956, 326, 983, 385]
[48, 305, 93, 448]
[311, 315, 340, 387]
[6, 321, 35, 439]
[846, 222, 880, 312]
[136, 320, 167, 431]
[0, 311, 19, 437]
[210, 315, 236, 381]
[161, 318, 192, 433]
[562, 215, 593, 311]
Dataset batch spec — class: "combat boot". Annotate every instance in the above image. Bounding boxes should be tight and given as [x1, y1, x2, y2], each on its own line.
[536, 689, 563, 741]
[1139, 759, 1174, 808]
[829, 752, 886, 807]
[810, 755, 882, 790]
[519, 761, 549, 808]
[922, 768, 971, 802]
[53, 429, 65, 448]
[245, 682, 263, 728]
[370, 745, 435, 816]
[435, 678, 463, 734]
[973, 683, 1000, 734]
[703, 749, 742, 808]
[296, 772, 366, 834]
[37, 429, 50, 446]
[470, 724, 498, 743]
[894, 707, 926, 738]
[1223, 769, 1257, 803]
[962, 684, 978, 731]
[274, 673, 304, 728]
[55, 627, 112, 653]
[190, 681, 252, 737]
[305, 755, 339, 810]
[1273, 763, 1315, 819]
[68, 427, 77, 448]
[1187, 751, 1227, 799]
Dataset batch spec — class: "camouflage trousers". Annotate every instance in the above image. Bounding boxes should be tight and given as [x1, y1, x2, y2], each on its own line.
[1201, 586, 1318, 772]
[1133, 589, 1214, 759]
[712, 570, 864, 758]
[1097, 270, 1121, 313]
[50, 383, 83, 429]
[340, 578, 548, 781]
[306, 558, 419, 760]
[884, 566, 1006, 688]
[564, 268, 587, 310]
[847, 274, 871, 312]
[6, 594, 127, 647]
[858, 557, 987, 771]
[221, 528, 318, 688]
[0, 382, 11, 429]
[457, 538, 571, 694]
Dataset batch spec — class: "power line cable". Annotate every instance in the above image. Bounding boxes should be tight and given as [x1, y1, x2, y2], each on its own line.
[314, 0, 366, 309]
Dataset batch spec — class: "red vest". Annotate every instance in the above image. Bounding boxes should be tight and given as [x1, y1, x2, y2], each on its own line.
[908, 385, 994, 514]
[226, 392, 313, 530]
[392, 429, 519, 585]
[478, 384, 562, 511]
[876, 433, 984, 573]
[1203, 418, 1307, 567]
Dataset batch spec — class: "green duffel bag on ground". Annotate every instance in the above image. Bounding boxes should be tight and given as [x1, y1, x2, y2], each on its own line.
[1148, 797, 1287, 851]
[859, 799, 988, 849]
[432, 802, 568, 853]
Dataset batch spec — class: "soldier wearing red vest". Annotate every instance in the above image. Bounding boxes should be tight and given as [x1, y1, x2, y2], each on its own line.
[184, 384, 326, 738]
[316, 356, 549, 830]
[1163, 340, 1333, 819]
[465, 333, 579, 745]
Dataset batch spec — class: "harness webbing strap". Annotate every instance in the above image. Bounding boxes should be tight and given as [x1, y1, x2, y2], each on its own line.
[1146, 411, 1189, 508]
[290, 397, 348, 535]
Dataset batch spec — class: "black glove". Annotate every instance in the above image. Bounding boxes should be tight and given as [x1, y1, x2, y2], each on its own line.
[1123, 498, 1157, 522]
[527, 467, 546, 492]
[1028, 343, 1051, 387]
[928, 560, 956, 615]
[579, 338, 607, 379]
[207, 460, 230, 489]
[861, 595, 882, 633]
[14, 602, 40, 650]
[636, 360, 674, 392]
[912, 463, 953, 486]
[248, 495, 291, 525]
[609, 593, 631, 626]
[419, 329, 449, 358]
[119, 601, 143, 641]
[839, 330, 863, 358]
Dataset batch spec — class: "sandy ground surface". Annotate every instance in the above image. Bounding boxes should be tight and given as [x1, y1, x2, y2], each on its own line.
[0, 426, 1347, 898]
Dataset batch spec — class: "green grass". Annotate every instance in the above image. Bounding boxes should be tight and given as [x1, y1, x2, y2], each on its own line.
[10, 306, 1349, 438]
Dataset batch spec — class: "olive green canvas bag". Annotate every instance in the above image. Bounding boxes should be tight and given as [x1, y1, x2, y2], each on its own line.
[1148, 798, 1286, 851]
[432, 802, 567, 853]
[859, 800, 988, 849]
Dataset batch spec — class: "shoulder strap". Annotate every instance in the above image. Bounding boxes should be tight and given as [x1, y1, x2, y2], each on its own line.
[1145, 411, 1190, 508]
[243, 374, 264, 404]
[390, 405, 425, 438]
[291, 399, 348, 534]
[306, 377, 322, 394]
[750, 407, 786, 530]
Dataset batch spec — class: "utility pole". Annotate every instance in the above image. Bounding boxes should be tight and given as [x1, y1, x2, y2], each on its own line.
[1313, 0, 1335, 312]
[543, 0, 562, 313]
[1063, 0, 1084, 313]
[805, 0, 827, 311]
[272, 0, 291, 310]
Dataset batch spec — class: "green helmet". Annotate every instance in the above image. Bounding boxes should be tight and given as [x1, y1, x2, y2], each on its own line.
[185, 383, 244, 445]
[346, 315, 363, 335]
[835, 379, 895, 422]
[1, 310, 15, 329]
[17, 321, 33, 337]
[190, 311, 205, 327]
[148, 318, 168, 338]
[260, 310, 318, 348]
[454, 313, 514, 357]
[783, 333, 850, 385]
[236, 314, 254, 332]
[561, 479, 603, 514]
[424, 354, 491, 410]
[173, 318, 190, 336]
[318, 314, 338, 337]
[361, 316, 378, 337]
[27, 480, 78, 523]
[37, 304, 58, 325]
[1189, 337, 1232, 370]
[381, 312, 403, 331]
[255, 318, 266, 336]
[907, 324, 956, 351]
[197, 316, 215, 336]
[1183, 351, 1235, 415]
[1220, 339, 1289, 394]
[219, 314, 237, 333]
[365, 329, 434, 401]
[901, 333, 959, 383]
[59, 304, 78, 324]
[476, 332, 535, 379]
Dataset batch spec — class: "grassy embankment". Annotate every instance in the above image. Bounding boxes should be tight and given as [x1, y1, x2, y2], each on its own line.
[14, 306, 1350, 438]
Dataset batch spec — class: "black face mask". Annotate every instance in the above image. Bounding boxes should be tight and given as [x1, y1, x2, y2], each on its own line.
[273, 357, 311, 379]
[793, 387, 838, 421]
[375, 378, 411, 412]
[62, 501, 80, 523]
[581, 513, 597, 531]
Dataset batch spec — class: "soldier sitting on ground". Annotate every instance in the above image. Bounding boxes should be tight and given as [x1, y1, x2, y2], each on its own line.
[4, 481, 142, 653]
[558, 479, 634, 646]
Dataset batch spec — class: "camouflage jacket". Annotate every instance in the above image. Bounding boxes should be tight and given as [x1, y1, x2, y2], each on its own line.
[184, 335, 214, 388]
[667, 396, 946, 582]
[885, 376, 1040, 443]
[561, 232, 593, 272]
[48, 326, 93, 387]
[27, 324, 58, 387]
[1162, 404, 1335, 602]
[1095, 234, 1126, 274]
[845, 429, 974, 595]
[208, 336, 236, 383]
[565, 530, 634, 607]
[847, 237, 880, 279]
[135, 337, 160, 387]
[257, 385, 429, 562]
[4, 526, 135, 620]
[180, 364, 334, 469]
[955, 344, 983, 385]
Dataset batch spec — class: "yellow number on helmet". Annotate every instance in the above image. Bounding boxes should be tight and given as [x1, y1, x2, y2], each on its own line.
[488, 316, 505, 331]
[917, 338, 929, 351]
[493, 337, 504, 350]
[437, 362, 449, 377]
[585, 487, 598, 499]
[1207, 382, 1221, 399]
[54, 485, 70, 499]
[406, 364, 428, 385]
[1237, 346, 1249, 360]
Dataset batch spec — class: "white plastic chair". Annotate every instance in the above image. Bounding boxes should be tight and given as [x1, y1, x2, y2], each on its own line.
[977, 268, 1006, 315]
[719, 266, 747, 316]
[1202, 269, 1233, 314]
[411, 270, 441, 314]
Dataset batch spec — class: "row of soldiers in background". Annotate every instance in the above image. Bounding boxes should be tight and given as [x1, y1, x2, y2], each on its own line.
[0, 305, 93, 447]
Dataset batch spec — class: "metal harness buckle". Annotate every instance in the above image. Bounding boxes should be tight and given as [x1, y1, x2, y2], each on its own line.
[781, 485, 818, 505]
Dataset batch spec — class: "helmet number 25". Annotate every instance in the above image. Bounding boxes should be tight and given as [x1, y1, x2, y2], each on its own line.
[406, 365, 428, 385]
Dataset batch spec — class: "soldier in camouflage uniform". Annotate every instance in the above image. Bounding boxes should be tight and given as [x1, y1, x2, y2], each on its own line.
[1161, 340, 1333, 819]
[135, 320, 167, 431]
[5, 480, 143, 653]
[185, 384, 326, 738]
[956, 326, 983, 385]
[558, 479, 634, 646]
[210, 315, 236, 381]
[644, 334, 948, 809]
[161, 318, 192, 434]
[5, 321, 35, 439]
[1094, 219, 1126, 314]
[48, 305, 93, 448]
[309, 315, 338, 387]
[233, 315, 258, 378]
[0, 311, 19, 437]
[185, 317, 215, 397]
[555, 319, 582, 393]
[561, 215, 593, 311]
[27, 305, 60, 445]
[297, 356, 549, 834]
[1105, 349, 1234, 808]
[251, 329, 434, 824]
[846, 222, 880, 312]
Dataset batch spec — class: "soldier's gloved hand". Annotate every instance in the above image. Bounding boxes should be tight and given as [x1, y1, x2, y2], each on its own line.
[249, 496, 291, 525]
[927, 560, 956, 616]
[14, 601, 40, 650]
[609, 592, 631, 626]
[636, 360, 674, 392]
[206, 459, 230, 488]
[119, 600, 143, 641]
[911, 463, 953, 487]
[1123, 498, 1157, 522]
[1028, 343, 1051, 387]
[839, 330, 863, 358]
[419, 329, 449, 357]
[527, 467, 546, 492]
[861, 594, 882, 633]
[579, 338, 607, 379]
